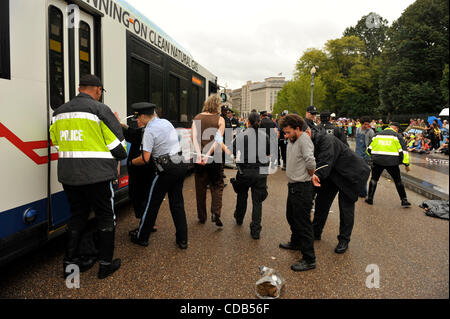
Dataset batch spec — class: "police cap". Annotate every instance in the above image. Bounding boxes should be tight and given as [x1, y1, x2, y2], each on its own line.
[390, 122, 401, 128]
[260, 110, 268, 116]
[79, 74, 104, 88]
[132, 102, 156, 116]
[306, 106, 318, 115]
[320, 111, 331, 120]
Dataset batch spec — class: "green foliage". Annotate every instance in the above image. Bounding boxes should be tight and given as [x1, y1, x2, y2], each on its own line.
[441, 64, 449, 104]
[273, 75, 327, 116]
[379, 0, 449, 115]
[288, 0, 448, 118]
[343, 12, 389, 59]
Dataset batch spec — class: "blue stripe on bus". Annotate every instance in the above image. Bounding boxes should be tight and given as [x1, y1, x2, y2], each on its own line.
[0, 191, 71, 239]
[0, 198, 49, 239]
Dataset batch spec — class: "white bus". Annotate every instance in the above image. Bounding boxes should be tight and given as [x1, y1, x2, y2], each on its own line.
[0, 0, 218, 265]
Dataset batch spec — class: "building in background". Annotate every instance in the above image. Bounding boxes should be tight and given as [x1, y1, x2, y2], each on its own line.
[231, 88, 242, 115]
[231, 77, 286, 118]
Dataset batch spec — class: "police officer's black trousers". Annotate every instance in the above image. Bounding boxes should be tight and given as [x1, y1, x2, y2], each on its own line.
[234, 170, 268, 235]
[128, 166, 155, 219]
[137, 169, 188, 242]
[286, 182, 315, 262]
[369, 164, 407, 200]
[63, 181, 116, 262]
[278, 140, 287, 167]
[313, 179, 355, 243]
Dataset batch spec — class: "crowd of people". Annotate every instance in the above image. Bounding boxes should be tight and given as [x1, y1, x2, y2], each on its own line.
[49, 75, 447, 281]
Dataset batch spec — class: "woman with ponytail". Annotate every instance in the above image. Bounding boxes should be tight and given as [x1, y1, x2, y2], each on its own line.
[230, 112, 277, 239]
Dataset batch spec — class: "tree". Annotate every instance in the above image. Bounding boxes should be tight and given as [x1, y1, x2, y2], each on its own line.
[343, 12, 389, 59]
[441, 64, 449, 105]
[273, 75, 327, 116]
[380, 0, 449, 115]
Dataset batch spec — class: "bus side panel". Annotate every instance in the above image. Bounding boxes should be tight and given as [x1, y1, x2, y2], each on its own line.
[0, 0, 50, 265]
[0, 199, 48, 266]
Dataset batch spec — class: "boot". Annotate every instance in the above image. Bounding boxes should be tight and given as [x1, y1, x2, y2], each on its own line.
[401, 198, 412, 207]
[365, 180, 377, 205]
[395, 181, 408, 202]
[98, 259, 121, 279]
[63, 230, 81, 279]
[97, 229, 121, 279]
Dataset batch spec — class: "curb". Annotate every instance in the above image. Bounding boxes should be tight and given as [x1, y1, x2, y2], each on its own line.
[381, 171, 449, 201]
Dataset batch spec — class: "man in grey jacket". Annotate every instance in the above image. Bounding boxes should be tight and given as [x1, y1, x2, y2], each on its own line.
[278, 114, 317, 272]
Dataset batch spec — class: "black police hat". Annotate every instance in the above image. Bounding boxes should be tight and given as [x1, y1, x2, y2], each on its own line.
[260, 110, 268, 116]
[320, 110, 331, 119]
[79, 74, 104, 88]
[306, 106, 317, 115]
[390, 122, 401, 128]
[132, 102, 156, 115]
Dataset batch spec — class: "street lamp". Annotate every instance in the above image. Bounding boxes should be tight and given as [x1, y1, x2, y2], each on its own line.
[310, 66, 318, 106]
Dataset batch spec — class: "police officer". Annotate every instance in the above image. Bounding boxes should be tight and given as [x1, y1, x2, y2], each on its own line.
[305, 106, 318, 128]
[115, 110, 157, 236]
[318, 111, 349, 146]
[278, 111, 288, 170]
[49, 74, 127, 280]
[231, 112, 277, 239]
[128, 103, 189, 249]
[366, 122, 412, 207]
[260, 111, 279, 165]
[310, 126, 370, 254]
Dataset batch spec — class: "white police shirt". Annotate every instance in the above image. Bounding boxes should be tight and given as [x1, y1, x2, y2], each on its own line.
[142, 117, 180, 157]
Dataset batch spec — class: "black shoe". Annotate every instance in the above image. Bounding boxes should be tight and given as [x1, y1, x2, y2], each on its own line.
[233, 212, 243, 226]
[212, 214, 223, 227]
[198, 219, 206, 224]
[251, 232, 260, 240]
[98, 259, 121, 279]
[279, 242, 301, 251]
[282, 167, 286, 171]
[129, 233, 148, 247]
[401, 199, 411, 207]
[365, 198, 373, 205]
[291, 259, 316, 272]
[63, 258, 96, 279]
[176, 240, 188, 250]
[335, 241, 349, 254]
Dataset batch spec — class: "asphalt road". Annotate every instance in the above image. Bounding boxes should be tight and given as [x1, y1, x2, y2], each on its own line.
[0, 169, 448, 299]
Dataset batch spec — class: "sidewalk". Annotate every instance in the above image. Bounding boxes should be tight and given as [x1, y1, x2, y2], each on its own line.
[348, 138, 449, 200]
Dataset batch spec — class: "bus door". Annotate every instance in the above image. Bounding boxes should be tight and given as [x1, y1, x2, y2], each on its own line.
[47, 0, 97, 230]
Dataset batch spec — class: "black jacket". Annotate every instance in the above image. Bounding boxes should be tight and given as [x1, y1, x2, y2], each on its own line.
[51, 93, 127, 185]
[312, 129, 370, 202]
[122, 126, 155, 193]
[318, 122, 349, 146]
[232, 127, 277, 170]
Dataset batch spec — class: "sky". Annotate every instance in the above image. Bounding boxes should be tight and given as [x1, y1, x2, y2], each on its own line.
[125, 0, 416, 90]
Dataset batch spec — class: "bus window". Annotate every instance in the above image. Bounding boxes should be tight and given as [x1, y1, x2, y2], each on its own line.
[79, 21, 91, 78]
[128, 57, 149, 120]
[150, 68, 163, 117]
[191, 85, 200, 118]
[168, 75, 179, 122]
[48, 6, 65, 110]
[180, 79, 188, 123]
[0, 0, 11, 80]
